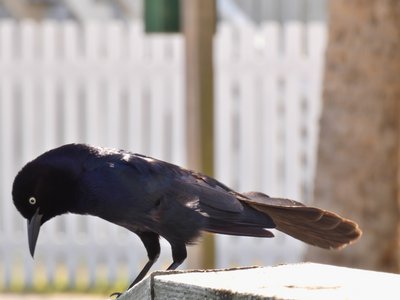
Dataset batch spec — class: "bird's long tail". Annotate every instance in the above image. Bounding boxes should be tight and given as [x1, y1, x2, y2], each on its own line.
[242, 192, 362, 249]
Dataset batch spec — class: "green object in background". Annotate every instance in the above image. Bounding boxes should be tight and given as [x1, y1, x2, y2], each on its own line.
[145, 0, 181, 33]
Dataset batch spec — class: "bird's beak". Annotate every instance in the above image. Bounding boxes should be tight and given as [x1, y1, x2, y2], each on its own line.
[27, 208, 43, 258]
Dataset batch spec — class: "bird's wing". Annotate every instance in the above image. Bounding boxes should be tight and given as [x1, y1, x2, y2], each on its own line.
[106, 152, 246, 215]
[167, 170, 276, 229]
[171, 172, 244, 213]
[126, 154, 276, 227]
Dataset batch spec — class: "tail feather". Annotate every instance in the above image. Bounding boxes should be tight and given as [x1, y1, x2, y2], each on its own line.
[242, 192, 362, 249]
[206, 221, 274, 238]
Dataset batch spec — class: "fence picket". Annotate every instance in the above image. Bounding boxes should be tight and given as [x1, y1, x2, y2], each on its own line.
[0, 78, 14, 289]
[282, 21, 303, 201]
[260, 22, 280, 196]
[214, 23, 235, 188]
[237, 25, 259, 192]
[170, 35, 185, 166]
[127, 80, 144, 152]
[304, 22, 326, 201]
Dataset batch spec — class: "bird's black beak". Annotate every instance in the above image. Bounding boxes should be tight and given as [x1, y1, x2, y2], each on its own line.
[27, 208, 43, 258]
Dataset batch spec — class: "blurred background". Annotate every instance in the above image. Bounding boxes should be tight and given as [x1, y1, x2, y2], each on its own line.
[1, 0, 398, 298]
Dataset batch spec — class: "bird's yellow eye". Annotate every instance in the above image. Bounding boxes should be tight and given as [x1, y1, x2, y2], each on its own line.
[28, 197, 36, 205]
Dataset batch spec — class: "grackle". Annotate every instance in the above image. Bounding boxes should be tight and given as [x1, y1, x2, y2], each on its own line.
[12, 144, 361, 297]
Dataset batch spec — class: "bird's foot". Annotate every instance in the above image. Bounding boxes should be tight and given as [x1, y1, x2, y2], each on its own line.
[109, 292, 122, 299]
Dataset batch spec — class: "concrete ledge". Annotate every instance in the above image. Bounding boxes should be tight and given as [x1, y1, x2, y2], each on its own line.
[119, 263, 400, 299]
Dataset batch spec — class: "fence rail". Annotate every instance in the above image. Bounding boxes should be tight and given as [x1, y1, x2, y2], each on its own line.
[0, 20, 326, 290]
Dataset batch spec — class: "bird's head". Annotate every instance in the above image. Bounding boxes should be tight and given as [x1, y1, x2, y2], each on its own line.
[12, 158, 78, 258]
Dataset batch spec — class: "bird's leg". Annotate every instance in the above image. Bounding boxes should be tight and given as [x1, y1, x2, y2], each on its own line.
[167, 241, 187, 271]
[130, 232, 161, 287]
[110, 232, 160, 299]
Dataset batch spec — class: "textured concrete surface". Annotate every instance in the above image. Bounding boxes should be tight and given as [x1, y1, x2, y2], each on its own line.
[119, 263, 400, 299]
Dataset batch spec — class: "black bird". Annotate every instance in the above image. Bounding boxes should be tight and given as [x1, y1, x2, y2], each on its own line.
[12, 144, 361, 296]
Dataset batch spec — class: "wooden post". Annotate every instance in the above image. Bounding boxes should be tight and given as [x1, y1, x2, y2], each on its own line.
[183, 0, 216, 270]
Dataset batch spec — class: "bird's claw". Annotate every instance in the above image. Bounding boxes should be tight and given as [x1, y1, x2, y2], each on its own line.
[109, 292, 122, 299]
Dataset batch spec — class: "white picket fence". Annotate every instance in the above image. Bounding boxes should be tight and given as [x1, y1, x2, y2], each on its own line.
[0, 20, 326, 290]
[214, 22, 326, 267]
